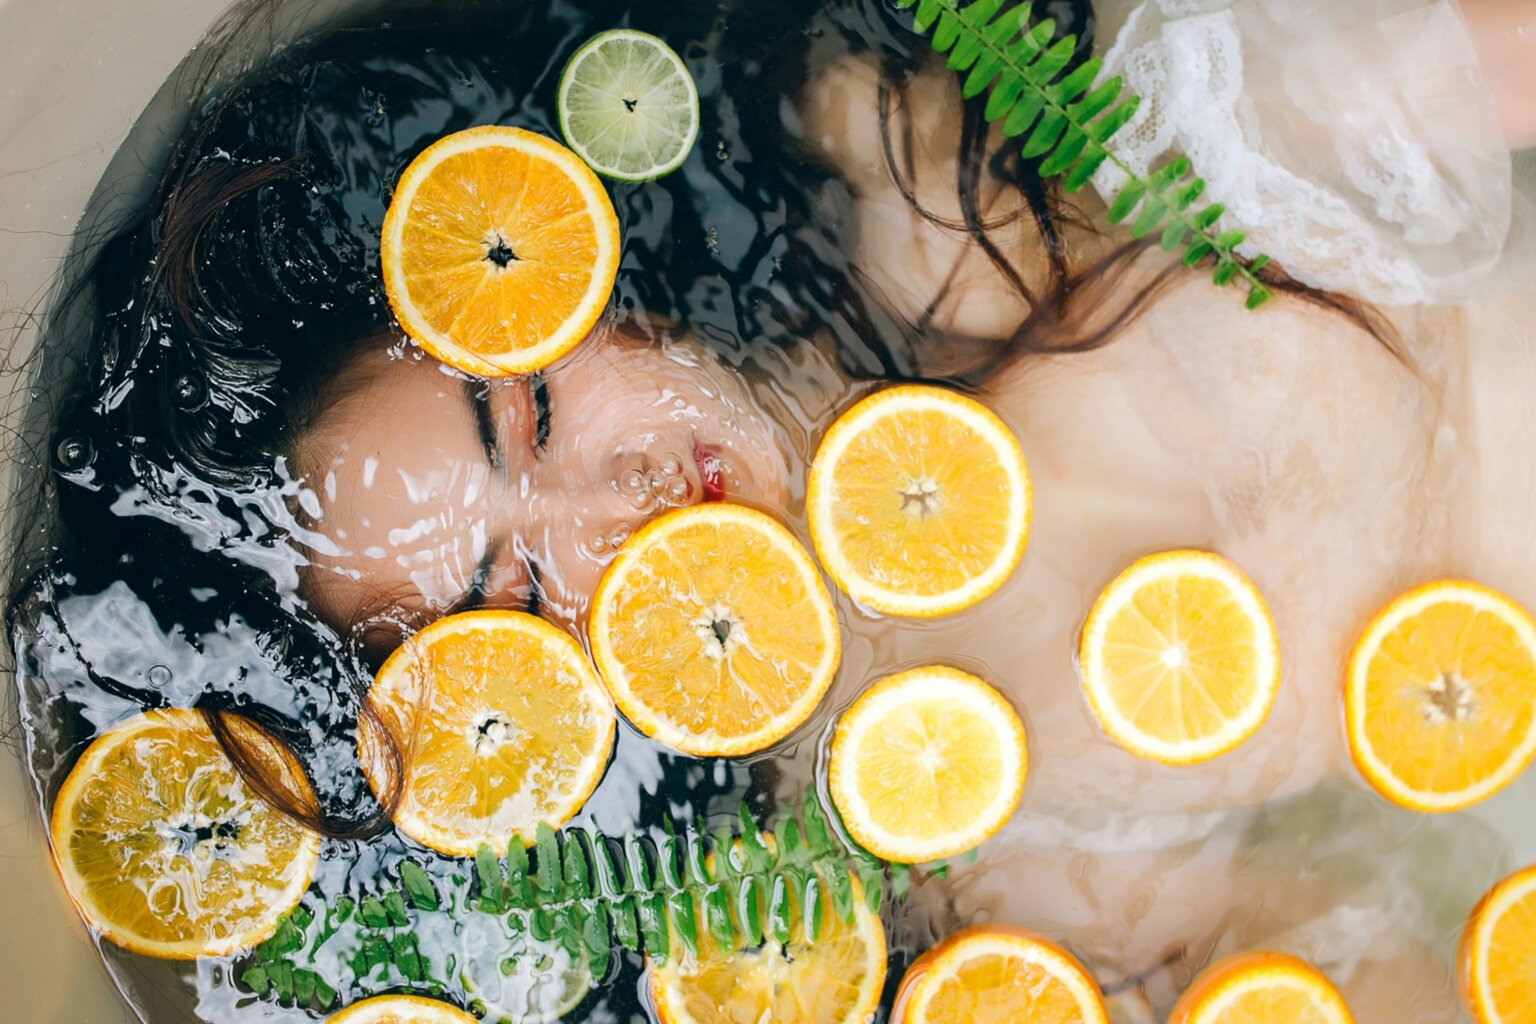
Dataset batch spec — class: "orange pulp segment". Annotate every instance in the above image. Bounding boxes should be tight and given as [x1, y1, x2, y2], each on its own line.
[381, 125, 620, 377]
[360, 609, 615, 856]
[48, 708, 320, 959]
[649, 874, 886, 1024]
[807, 385, 1031, 617]
[829, 665, 1027, 863]
[1168, 952, 1353, 1024]
[1460, 864, 1536, 1024]
[893, 924, 1109, 1024]
[1345, 580, 1536, 812]
[1078, 550, 1280, 766]
[326, 994, 480, 1023]
[588, 502, 841, 756]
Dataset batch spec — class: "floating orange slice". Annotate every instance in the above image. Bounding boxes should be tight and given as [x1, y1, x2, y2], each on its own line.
[1168, 952, 1353, 1024]
[381, 125, 620, 377]
[327, 994, 479, 1023]
[893, 924, 1109, 1024]
[588, 502, 841, 756]
[829, 665, 1027, 863]
[1077, 550, 1280, 766]
[48, 709, 320, 959]
[1460, 864, 1536, 1024]
[1345, 580, 1536, 812]
[360, 610, 615, 856]
[807, 385, 1031, 617]
[650, 875, 886, 1024]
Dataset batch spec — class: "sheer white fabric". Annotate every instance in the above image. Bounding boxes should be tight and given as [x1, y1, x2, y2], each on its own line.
[1092, 0, 1536, 306]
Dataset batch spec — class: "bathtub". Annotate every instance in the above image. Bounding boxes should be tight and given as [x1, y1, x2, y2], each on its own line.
[0, 1, 352, 1016]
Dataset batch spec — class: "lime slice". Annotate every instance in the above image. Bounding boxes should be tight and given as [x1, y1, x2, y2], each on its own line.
[558, 29, 700, 182]
[455, 915, 592, 1023]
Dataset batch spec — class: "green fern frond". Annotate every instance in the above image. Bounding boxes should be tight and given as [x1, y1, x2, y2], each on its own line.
[239, 790, 902, 1014]
[896, 0, 1274, 309]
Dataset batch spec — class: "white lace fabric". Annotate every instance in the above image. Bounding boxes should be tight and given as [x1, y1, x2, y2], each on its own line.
[1092, 0, 1534, 306]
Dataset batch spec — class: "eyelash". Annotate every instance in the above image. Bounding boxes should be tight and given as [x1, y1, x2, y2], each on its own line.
[530, 373, 551, 452]
[449, 549, 540, 617]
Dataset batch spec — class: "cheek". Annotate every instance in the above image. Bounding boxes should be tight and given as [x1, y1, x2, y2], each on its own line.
[519, 521, 612, 631]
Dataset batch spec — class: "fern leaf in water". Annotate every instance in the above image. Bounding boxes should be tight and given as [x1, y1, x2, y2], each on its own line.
[238, 790, 903, 1015]
[897, 0, 1275, 309]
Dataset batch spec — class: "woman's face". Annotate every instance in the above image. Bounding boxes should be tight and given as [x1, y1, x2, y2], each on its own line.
[295, 328, 792, 648]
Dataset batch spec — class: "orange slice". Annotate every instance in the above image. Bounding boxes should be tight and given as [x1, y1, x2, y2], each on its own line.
[360, 609, 615, 856]
[1078, 550, 1280, 766]
[1460, 864, 1536, 1023]
[807, 385, 1031, 617]
[1345, 580, 1536, 812]
[588, 502, 841, 756]
[381, 125, 620, 377]
[893, 924, 1109, 1024]
[1168, 952, 1353, 1024]
[829, 665, 1027, 863]
[48, 709, 320, 959]
[650, 874, 886, 1024]
[327, 994, 479, 1023]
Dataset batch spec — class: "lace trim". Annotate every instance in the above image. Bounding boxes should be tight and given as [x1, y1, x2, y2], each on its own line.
[1092, 0, 1515, 306]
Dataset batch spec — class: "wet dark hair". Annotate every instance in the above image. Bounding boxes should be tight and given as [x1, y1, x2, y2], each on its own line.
[5, 0, 1388, 839]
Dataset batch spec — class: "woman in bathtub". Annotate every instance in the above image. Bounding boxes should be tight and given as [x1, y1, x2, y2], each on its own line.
[10, 0, 1536, 1020]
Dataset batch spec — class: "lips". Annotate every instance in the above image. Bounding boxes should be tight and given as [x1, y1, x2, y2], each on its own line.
[693, 440, 726, 502]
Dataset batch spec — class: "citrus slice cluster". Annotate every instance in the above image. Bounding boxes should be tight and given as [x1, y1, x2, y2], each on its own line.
[829, 665, 1027, 864]
[1345, 580, 1536, 813]
[892, 925, 1109, 1024]
[381, 125, 620, 377]
[1460, 864, 1536, 1024]
[360, 609, 615, 856]
[808, 385, 1031, 618]
[588, 502, 841, 756]
[1078, 550, 1281, 766]
[327, 995, 479, 1024]
[1167, 952, 1353, 1024]
[650, 874, 887, 1024]
[49, 708, 320, 959]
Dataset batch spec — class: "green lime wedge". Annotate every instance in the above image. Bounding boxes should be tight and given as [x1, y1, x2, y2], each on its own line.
[558, 29, 700, 183]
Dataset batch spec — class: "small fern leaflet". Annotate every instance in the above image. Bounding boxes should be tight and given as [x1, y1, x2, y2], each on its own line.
[897, 0, 1274, 309]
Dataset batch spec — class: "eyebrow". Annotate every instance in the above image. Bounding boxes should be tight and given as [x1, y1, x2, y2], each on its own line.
[463, 377, 504, 471]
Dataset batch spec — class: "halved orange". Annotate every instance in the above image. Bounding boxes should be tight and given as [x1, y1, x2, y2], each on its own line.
[892, 924, 1109, 1024]
[381, 125, 620, 377]
[649, 874, 886, 1024]
[327, 994, 479, 1023]
[829, 665, 1027, 863]
[807, 385, 1031, 617]
[360, 609, 615, 856]
[1345, 580, 1536, 812]
[1078, 550, 1281, 766]
[1167, 952, 1353, 1024]
[48, 709, 320, 959]
[588, 502, 841, 756]
[1460, 864, 1536, 1023]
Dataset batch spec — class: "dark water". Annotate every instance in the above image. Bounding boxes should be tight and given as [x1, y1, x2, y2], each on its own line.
[4, 0, 1026, 1020]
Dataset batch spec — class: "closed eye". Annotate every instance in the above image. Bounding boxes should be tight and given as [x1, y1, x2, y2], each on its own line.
[471, 382, 503, 470]
[531, 372, 551, 452]
[526, 561, 542, 616]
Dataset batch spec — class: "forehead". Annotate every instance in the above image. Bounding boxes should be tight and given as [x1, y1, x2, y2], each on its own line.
[292, 347, 493, 628]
